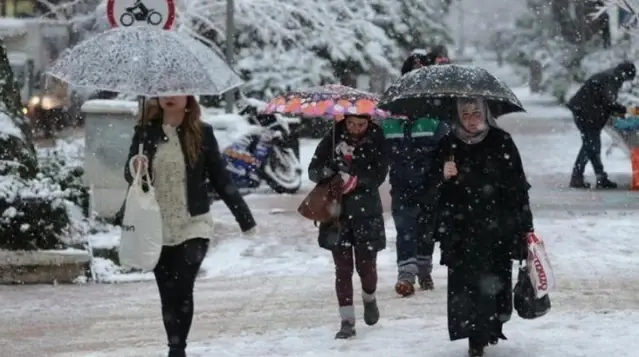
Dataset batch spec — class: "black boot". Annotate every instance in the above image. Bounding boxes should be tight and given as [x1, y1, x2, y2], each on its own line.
[488, 323, 507, 345]
[363, 298, 380, 326]
[596, 174, 618, 189]
[335, 320, 356, 339]
[468, 338, 485, 357]
[418, 274, 434, 290]
[569, 176, 591, 189]
[168, 347, 186, 357]
[488, 331, 507, 345]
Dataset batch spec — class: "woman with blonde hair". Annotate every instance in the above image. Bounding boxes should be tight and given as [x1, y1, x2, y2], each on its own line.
[124, 95, 256, 357]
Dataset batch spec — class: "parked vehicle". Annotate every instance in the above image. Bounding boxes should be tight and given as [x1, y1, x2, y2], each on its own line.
[216, 105, 302, 196]
[25, 93, 75, 138]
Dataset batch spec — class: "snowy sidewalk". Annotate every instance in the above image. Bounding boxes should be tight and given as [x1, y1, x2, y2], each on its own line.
[3, 102, 639, 357]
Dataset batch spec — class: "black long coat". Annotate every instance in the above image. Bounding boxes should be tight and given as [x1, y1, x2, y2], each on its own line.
[308, 121, 389, 251]
[425, 127, 533, 342]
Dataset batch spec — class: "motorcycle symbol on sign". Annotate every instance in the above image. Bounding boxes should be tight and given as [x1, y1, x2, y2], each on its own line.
[120, 0, 163, 26]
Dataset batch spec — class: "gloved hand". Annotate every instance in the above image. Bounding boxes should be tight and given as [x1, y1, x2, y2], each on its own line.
[340, 172, 358, 193]
[330, 157, 351, 174]
[511, 232, 529, 261]
[611, 103, 627, 117]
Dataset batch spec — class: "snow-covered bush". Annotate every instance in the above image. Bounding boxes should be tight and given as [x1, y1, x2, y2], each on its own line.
[38, 152, 88, 215]
[0, 175, 72, 250]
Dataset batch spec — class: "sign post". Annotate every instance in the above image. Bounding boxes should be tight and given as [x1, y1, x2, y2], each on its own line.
[106, 0, 176, 29]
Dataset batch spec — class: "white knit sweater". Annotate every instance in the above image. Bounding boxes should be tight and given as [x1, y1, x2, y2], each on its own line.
[152, 124, 214, 246]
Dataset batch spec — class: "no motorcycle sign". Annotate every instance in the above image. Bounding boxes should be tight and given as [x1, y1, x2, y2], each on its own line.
[106, 0, 176, 30]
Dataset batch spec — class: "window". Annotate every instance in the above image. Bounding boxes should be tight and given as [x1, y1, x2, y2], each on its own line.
[0, 0, 35, 17]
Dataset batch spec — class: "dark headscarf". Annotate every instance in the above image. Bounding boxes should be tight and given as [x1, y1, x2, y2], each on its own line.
[400, 51, 450, 75]
[401, 53, 429, 75]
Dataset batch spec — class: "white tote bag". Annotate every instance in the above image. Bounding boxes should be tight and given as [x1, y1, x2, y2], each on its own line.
[119, 148, 163, 271]
[526, 232, 556, 298]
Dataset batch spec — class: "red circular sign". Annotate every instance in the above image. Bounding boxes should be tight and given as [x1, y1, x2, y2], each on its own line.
[106, 0, 175, 30]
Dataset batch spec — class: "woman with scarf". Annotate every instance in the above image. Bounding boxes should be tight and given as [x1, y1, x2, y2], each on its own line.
[308, 114, 388, 339]
[424, 98, 533, 357]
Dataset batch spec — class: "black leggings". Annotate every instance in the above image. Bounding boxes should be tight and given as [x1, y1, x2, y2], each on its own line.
[153, 238, 209, 350]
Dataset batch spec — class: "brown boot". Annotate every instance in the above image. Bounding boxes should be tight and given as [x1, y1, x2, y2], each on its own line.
[394, 280, 415, 297]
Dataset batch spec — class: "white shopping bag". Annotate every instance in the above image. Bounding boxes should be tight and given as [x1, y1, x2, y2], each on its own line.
[119, 146, 163, 271]
[526, 232, 556, 298]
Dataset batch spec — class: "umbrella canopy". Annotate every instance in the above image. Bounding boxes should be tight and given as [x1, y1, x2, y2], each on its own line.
[378, 64, 525, 119]
[46, 26, 243, 96]
[261, 84, 390, 121]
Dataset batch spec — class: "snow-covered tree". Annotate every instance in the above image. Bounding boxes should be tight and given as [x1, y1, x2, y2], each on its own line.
[370, 0, 452, 57]
[178, 0, 339, 96]
[589, 0, 639, 105]
[505, 0, 611, 101]
[37, 0, 453, 97]
[0, 40, 82, 251]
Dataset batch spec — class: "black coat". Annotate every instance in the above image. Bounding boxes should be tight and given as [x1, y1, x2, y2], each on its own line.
[425, 128, 533, 341]
[124, 119, 256, 233]
[308, 121, 389, 251]
[567, 62, 635, 131]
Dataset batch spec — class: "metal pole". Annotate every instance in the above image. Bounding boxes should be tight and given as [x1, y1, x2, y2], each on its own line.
[458, 0, 465, 56]
[224, 0, 235, 113]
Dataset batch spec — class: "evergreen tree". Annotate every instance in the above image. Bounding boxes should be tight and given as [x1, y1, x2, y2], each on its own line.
[0, 40, 79, 251]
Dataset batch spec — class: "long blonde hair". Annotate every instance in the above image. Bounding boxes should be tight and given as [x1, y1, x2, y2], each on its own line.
[138, 96, 203, 167]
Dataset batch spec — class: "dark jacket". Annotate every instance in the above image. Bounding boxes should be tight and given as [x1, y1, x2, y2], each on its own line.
[382, 117, 449, 204]
[425, 127, 533, 341]
[308, 121, 389, 251]
[567, 62, 636, 131]
[389, 53, 451, 204]
[124, 119, 256, 232]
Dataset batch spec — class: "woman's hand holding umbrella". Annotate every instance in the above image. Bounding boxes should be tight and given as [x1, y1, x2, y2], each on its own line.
[443, 158, 457, 179]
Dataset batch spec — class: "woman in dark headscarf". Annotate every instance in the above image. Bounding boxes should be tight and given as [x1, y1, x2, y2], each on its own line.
[424, 98, 533, 357]
[400, 50, 450, 76]
[400, 53, 430, 75]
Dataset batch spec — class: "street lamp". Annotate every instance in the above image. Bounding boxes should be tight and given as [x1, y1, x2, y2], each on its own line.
[224, 0, 235, 113]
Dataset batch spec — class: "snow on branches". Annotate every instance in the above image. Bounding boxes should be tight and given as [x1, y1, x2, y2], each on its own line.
[36, 0, 452, 96]
[595, 0, 639, 33]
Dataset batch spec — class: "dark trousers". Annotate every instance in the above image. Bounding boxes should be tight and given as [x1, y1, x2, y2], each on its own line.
[391, 198, 435, 282]
[332, 245, 377, 306]
[153, 238, 209, 350]
[572, 118, 605, 178]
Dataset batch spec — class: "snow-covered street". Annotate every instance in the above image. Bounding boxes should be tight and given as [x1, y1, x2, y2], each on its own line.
[3, 95, 639, 357]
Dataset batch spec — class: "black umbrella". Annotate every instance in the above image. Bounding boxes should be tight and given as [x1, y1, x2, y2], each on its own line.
[378, 64, 525, 119]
